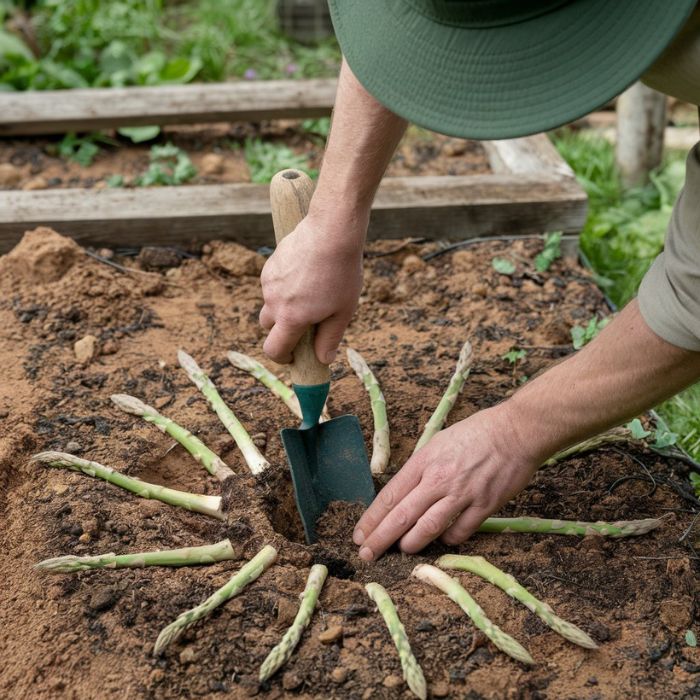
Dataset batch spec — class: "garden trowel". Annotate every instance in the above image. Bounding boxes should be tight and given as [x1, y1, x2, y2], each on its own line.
[269, 168, 375, 544]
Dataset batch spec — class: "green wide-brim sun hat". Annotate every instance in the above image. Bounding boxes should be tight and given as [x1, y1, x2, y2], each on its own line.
[327, 0, 697, 140]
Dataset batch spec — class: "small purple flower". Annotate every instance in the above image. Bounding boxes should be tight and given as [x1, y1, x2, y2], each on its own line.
[285, 63, 298, 75]
[243, 68, 258, 80]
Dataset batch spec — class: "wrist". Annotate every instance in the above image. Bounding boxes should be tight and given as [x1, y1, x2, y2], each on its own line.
[306, 194, 369, 255]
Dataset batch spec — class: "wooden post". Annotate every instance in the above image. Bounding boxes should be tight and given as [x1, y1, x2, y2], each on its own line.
[615, 82, 667, 187]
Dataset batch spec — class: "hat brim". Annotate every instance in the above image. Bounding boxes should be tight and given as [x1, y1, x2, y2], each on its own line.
[328, 0, 696, 140]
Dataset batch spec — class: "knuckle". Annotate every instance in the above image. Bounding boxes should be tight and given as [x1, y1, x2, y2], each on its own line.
[379, 486, 395, 509]
[393, 507, 410, 528]
[419, 512, 443, 538]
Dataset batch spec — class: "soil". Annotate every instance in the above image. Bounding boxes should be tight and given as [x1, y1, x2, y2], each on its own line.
[1, 228, 699, 700]
[0, 122, 489, 191]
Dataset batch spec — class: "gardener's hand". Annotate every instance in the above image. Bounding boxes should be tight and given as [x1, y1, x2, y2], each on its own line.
[353, 403, 540, 559]
[260, 211, 366, 365]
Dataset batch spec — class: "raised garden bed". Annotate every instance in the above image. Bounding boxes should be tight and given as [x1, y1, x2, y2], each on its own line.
[0, 80, 586, 252]
[0, 228, 698, 698]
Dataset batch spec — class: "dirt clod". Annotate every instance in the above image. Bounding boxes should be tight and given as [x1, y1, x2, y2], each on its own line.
[88, 586, 121, 613]
[74, 334, 98, 363]
[383, 674, 403, 688]
[318, 624, 343, 644]
[331, 667, 348, 684]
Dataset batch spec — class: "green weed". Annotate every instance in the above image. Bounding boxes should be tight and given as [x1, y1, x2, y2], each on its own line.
[244, 138, 316, 184]
[134, 143, 197, 186]
[570, 316, 610, 350]
[491, 257, 515, 275]
[534, 232, 562, 272]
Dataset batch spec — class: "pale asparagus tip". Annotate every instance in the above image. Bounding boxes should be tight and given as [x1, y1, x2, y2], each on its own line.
[346, 347, 368, 376]
[31, 450, 72, 464]
[110, 393, 153, 416]
[227, 350, 257, 372]
[456, 340, 473, 373]
[177, 349, 200, 376]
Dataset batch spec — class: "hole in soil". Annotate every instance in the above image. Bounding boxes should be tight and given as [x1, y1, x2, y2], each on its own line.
[260, 469, 307, 544]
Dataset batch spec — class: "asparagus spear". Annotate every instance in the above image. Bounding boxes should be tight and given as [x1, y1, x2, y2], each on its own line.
[227, 350, 330, 422]
[544, 427, 634, 466]
[178, 350, 269, 476]
[478, 516, 660, 537]
[36, 539, 236, 573]
[437, 555, 597, 649]
[111, 394, 234, 482]
[366, 582, 427, 700]
[414, 340, 472, 452]
[259, 564, 328, 682]
[154, 544, 277, 655]
[32, 451, 224, 520]
[347, 348, 390, 475]
[412, 564, 534, 665]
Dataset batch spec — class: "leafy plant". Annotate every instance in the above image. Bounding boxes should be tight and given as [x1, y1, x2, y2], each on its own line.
[301, 117, 331, 142]
[686, 629, 697, 648]
[117, 125, 161, 143]
[106, 174, 124, 188]
[534, 232, 562, 272]
[244, 138, 315, 184]
[690, 473, 700, 498]
[492, 257, 515, 275]
[625, 418, 651, 440]
[570, 316, 610, 350]
[134, 143, 197, 186]
[502, 348, 526, 365]
[57, 132, 110, 166]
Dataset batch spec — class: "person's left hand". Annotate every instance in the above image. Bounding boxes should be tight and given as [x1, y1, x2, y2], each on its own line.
[352, 403, 540, 560]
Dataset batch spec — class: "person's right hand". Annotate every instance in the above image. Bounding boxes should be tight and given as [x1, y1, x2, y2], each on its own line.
[259, 211, 366, 365]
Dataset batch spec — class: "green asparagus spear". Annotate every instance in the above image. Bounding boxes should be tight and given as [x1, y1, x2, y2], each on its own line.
[154, 544, 277, 655]
[366, 582, 427, 700]
[178, 350, 269, 476]
[111, 394, 234, 481]
[36, 539, 236, 573]
[478, 516, 660, 537]
[437, 555, 597, 649]
[31, 451, 224, 520]
[259, 564, 328, 682]
[412, 564, 534, 665]
[414, 341, 472, 452]
[347, 348, 390, 475]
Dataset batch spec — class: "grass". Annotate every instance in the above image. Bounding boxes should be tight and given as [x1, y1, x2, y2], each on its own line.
[0, 0, 341, 90]
[553, 129, 700, 460]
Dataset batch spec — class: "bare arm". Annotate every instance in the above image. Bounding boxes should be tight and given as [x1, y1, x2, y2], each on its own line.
[354, 300, 700, 560]
[260, 59, 407, 364]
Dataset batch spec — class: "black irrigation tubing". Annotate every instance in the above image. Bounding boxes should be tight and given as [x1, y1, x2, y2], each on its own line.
[421, 234, 549, 261]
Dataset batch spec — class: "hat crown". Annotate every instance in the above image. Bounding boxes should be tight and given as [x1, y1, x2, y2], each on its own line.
[411, 0, 573, 28]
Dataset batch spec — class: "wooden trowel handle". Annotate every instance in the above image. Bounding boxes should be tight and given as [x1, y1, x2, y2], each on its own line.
[269, 169, 330, 387]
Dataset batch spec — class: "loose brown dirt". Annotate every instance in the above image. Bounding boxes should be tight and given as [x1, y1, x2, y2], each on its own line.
[0, 122, 489, 192]
[1, 228, 699, 700]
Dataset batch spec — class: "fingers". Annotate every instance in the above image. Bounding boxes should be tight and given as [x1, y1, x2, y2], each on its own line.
[399, 497, 465, 554]
[356, 482, 440, 561]
[314, 313, 350, 365]
[440, 506, 488, 546]
[353, 459, 422, 547]
[262, 318, 308, 365]
[259, 305, 274, 331]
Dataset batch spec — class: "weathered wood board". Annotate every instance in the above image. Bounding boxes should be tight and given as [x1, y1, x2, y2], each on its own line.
[0, 79, 337, 136]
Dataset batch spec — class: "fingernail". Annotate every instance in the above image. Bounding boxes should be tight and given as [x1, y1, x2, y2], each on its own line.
[324, 349, 337, 364]
[353, 528, 365, 545]
[359, 546, 374, 561]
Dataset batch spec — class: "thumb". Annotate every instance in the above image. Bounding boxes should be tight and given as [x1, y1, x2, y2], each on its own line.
[314, 313, 349, 365]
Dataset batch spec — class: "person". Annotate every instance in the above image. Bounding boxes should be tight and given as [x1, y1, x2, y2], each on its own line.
[260, 1, 700, 562]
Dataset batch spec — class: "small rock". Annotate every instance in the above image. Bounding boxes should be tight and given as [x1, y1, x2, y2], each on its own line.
[383, 674, 403, 689]
[82, 517, 99, 536]
[22, 176, 48, 191]
[402, 254, 425, 274]
[432, 681, 450, 697]
[74, 335, 98, 364]
[179, 646, 198, 664]
[252, 432, 267, 449]
[78, 533, 91, 544]
[331, 667, 348, 684]
[138, 246, 181, 270]
[153, 395, 173, 410]
[65, 440, 82, 453]
[51, 482, 69, 496]
[101, 339, 118, 355]
[276, 597, 298, 627]
[88, 585, 120, 613]
[0, 163, 22, 187]
[97, 248, 114, 260]
[200, 153, 226, 176]
[318, 624, 343, 644]
[471, 282, 488, 297]
[343, 637, 359, 651]
[362, 689, 374, 700]
[140, 500, 162, 519]
[281, 672, 303, 691]
[660, 598, 693, 631]
[150, 669, 165, 684]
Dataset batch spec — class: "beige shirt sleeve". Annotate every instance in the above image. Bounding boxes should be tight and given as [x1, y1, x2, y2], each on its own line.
[638, 144, 700, 351]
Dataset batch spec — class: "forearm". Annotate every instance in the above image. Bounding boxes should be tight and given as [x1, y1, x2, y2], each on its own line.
[505, 299, 700, 463]
[308, 59, 408, 243]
